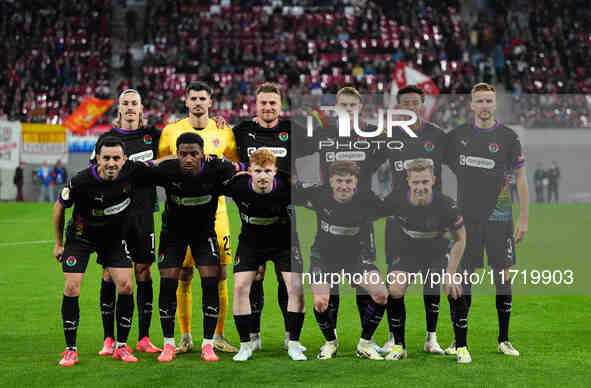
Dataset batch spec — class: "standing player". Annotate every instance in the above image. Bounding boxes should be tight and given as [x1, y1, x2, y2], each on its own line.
[231, 83, 301, 351]
[224, 149, 306, 361]
[91, 89, 162, 356]
[444, 82, 528, 356]
[53, 137, 159, 366]
[158, 82, 239, 353]
[294, 161, 391, 360]
[141, 132, 237, 362]
[381, 85, 449, 355]
[383, 159, 471, 363]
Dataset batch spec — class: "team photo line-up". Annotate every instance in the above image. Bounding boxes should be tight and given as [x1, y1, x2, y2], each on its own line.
[52, 80, 528, 366]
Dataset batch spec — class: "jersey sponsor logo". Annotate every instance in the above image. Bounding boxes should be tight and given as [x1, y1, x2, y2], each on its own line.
[320, 220, 360, 236]
[143, 135, 153, 145]
[61, 187, 70, 201]
[459, 155, 495, 169]
[424, 141, 435, 152]
[400, 225, 441, 239]
[240, 213, 280, 225]
[279, 132, 289, 141]
[326, 151, 367, 162]
[489, 143, 500, 153]
[92, 197, 132, 216]
[248, 133, 256, 140]
[247, 146, 287, 158]
[212, 138, 220, 147]
[170, 194, 212, 206]
[128, 150, 154, 162]
[65, 256, 77, 267]
[393, 158, 434, 171]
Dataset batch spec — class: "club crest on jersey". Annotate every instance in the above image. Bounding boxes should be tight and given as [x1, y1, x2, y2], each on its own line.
[424, 141, 435, 152]
[65, 256, 77, 267]
[489, 143, 500, 153]
[279, 132, 289, 141]
[143, 135, 152, 145]
[212, 138, 220, 147]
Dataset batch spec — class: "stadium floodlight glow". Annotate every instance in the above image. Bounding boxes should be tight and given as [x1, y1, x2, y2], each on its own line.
[307, 106, 418, 138]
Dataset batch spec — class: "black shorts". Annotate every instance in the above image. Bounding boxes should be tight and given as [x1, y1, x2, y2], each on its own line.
[385, 216, 403, 264]
[123, 211, 155, 264]
[387, 254, 447, 275]
[157, 229, 219, 269]
[234, 244, 301, 273]
[463, 220, 516, 271]
[308, 249, 380, 281]
[62, 237, 132, 273]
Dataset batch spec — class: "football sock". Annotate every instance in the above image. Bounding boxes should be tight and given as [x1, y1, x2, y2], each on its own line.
[278, 276, 289, 331]
[136, 280, 153, 340]
[116, 293, 134, 343]
[215, 278, 228, 335]
[424, 293, 440, 333]
[495, 276, 512, 343]
[201, 276, 219, 340]
[249, 278, 264, 334]
[387, 296, 406, 347]
[327, 293, 340, 330]
[287, 311, 305, 341]
[361, 298, 386, 341]
[314, 307, 337, 342]
[234, 314, 252, 343]
[449, 296, 468, 348]
[100, 280, 116, 339]
[177, 279, 192, 335]
[356, 291, 371, 325]
[62, 295, 80, 350]
[159, 277, 178, 339]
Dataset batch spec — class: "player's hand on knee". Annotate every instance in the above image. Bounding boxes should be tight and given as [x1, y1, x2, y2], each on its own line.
[54, 245, 64, 262]
[443, 283, 462, 300]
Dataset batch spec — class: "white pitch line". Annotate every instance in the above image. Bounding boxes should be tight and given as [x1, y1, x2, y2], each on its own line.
[0, 240, 53, 247]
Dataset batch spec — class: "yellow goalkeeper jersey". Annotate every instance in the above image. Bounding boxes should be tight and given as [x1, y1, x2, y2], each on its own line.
[158, 117, 239, 210]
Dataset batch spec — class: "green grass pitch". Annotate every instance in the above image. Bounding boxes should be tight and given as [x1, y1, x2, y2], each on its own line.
[1, 201, 590, 387]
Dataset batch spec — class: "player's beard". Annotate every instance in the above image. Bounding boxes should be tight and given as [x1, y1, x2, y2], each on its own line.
[412, 189, 430, 205]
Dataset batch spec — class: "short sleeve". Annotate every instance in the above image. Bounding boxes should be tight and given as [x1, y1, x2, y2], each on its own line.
[58, 179, 77, 208]
[443, 197, 463, 231]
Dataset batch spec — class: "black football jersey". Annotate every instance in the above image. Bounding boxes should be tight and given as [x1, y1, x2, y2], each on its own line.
[389, 190, 463, 258]
[444, 122, 525, 222]
[222, 172, 290, 250]
[299, 117, 390, 193]
[59, 161, 151, 242]
[293, 185, 393, 257]
[383, 121, 446, 192]
[90, 126, 161, 212]
[232, 119, 292, 173]
[142, 158, 236, 235]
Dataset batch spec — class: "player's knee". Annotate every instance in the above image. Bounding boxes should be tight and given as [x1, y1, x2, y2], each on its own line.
[389, 285, 405, 299]
[371, 291, 388, 305]
[255, 265, 266, 281]
[314, 297, 329, 312]
[134, 264, 151, 282]
[116, 279, 134, 295]
[102, 269, 112, 282]
[234, 278, 251, 296]
[64, 281, 81, 297]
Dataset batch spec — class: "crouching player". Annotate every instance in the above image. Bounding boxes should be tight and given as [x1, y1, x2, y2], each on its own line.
[384, 159, 471, 363]
[223, 149, 306, 361]
[294, 161, 391, 360]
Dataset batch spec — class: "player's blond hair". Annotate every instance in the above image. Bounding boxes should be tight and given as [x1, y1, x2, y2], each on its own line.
[112, 89, 146, 128]
[256, 83, 282, 101]
[471, 82, 496, 95]
[249, 148, 277, 167]
[406, 158, 434, 175]
[329, 160, 360, 177]
[336, 86, 361, 101]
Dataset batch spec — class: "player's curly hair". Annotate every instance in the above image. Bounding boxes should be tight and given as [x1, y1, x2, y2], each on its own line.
[406, 158, 433, 175]
[328, 160, 360, 178]
[249, 148, 276, 166]
[113, 89, 146, 128]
